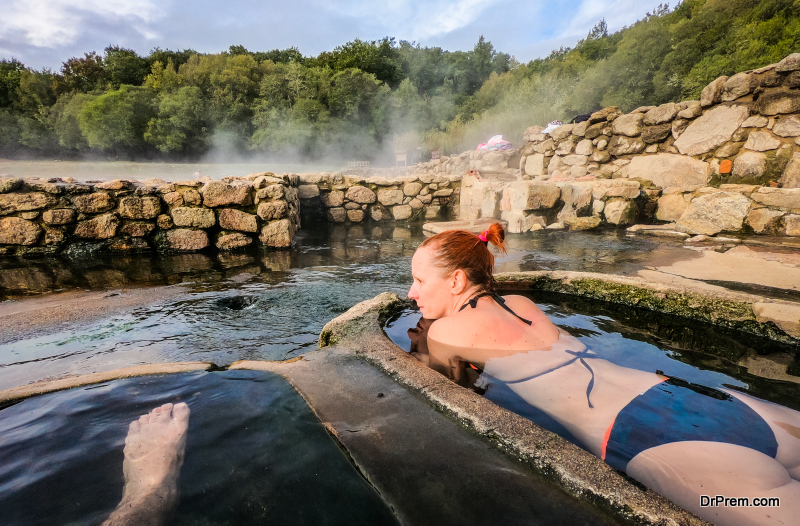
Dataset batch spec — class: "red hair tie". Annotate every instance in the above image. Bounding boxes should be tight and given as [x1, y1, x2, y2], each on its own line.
[478, 230, 489, 243]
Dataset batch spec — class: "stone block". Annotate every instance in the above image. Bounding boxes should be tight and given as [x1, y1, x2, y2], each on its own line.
[95, 179, 133, 191]
[565, 216, 601, 230]
[347, 209, 365, 222]
[676, 101, 702, 119]
[524, 154, 545, 176]
[119, 196, 161, 219]
[322, 190, 345, 208]
[257, 201, 288, 221]
[611, 114, 643, 137]
[403, 183, 423, 196]
[676, 192, 752, 235]
[721, 72, 755, 101]
[775, 53, 800, 72]
[201, 180, 253, 207]
[219, 209, 259, 232]
[392, 205, 413, 220]
[345, 186, 377, 204]
[592, 150, 611, 163]
[741, 115, 768, 128]
[715, 142, 744, 158]
[575, 139, 593, 156]
[157, 214, 173, 229]
[562, 154, 589, 166]
[732, 152, 767, 178]
[0, 192, 57, 215]
[773, 115, 800, 137]
[409, 198, 423, 210]
[674, 105, 750, 156]
[183, 189, 202, 206]
[643, 103, 679, 125]
[0, 217, 42, 245]
[216, 232, 253, 250]
[656, 194, 690, 222]
[42, 208, 76, 225]
[171, 207, 216, 228]
[608, 135, 645, 156]
[700, 76, 728, 107]
[326, 207, 346, 223]
[780, 154, 800, 188]
[750, 188, 800, 210]
[121, 222, 157, 237]
[424, 206, 441, 220]
[257, 184, 285, 201]
[74, 213, 120, 239]
[627, 154, 709, 188]
[167, 228, 209, 251]
[604, 199, 637, 226]
[744, 131, 782, 151]
[433, 189, 454, 198]
[163, 192, 184, 207]
[369, 206, 387, 222]
[0, 178, 23, 193]
[588, 107, 622, 124]
[642, 123, 672, 144]
[746, 208, 784, 234]
[259, 219, 295, 247]
[297, 184, 320, 199]
[549, 124, 575, 141]
[756, 87, 800, 115]
[785, 214, 800, 236]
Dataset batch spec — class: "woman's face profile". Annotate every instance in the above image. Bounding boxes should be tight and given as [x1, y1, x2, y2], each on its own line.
[408, 246, 453, 320]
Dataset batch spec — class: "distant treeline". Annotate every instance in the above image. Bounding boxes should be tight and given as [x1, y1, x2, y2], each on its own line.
[1, 0, 798, 161]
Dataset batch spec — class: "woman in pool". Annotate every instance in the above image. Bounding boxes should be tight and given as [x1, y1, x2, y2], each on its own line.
[407, 223, 800, 526]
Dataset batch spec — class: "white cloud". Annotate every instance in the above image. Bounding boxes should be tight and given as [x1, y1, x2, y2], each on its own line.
[561, 0, 645, 39]
[0, 0, 163, 48]
[311, 0, 502, 40]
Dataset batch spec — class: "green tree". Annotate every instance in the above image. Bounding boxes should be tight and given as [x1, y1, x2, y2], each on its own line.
[144, 86, 209, 154]
[0, 59, 24, 108]
[104, 46, 150, 88]
[78, 85, 156, 153]
[56, 52, 106, 94]
[50, 93, 95, 150]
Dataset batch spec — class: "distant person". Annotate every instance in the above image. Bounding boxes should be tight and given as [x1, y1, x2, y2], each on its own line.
[193, 171, 200, 180]
[103, 403, 190, 526]
[407, 223, 800, 526]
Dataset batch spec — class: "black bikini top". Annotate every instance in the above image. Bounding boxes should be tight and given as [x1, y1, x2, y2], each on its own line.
[458, 291, 533, 325]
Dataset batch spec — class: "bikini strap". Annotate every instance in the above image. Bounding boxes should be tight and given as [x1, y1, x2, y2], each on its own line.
[458, 292, 533, 326]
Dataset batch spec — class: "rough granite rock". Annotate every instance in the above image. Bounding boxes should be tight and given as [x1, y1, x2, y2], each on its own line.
[257, 184, 285, 201]
[676, 101, 702, 119]
[780, 154, 800, 188]
[588, 106, 622, 124]
[120, 222, 157, 237]
[744, 131, 782, 152]
[603, 200, 637, 225]
[72, 192, 115, 214]
[550, 124, 575, 141]
[257, 200, 288, 221]
[700, 76, 728, 107]
[562, 154, 589, 166]
[0, 178, 23, 193]
[219, 208, 259, 232]
[741, 115, 769, 128]
[785, 214, 800, 236]
[676, 192, 752, 235]
[403, 183, 423, 196]
[378, 188, 404, 206]
[74, 213, 120, 239]
[773, 115, 800, 137]
[715, 142, 744, 158]
[524, 154, 546, 176]
[171, 207, 216, 228]
[642, 123, 673, 144]
[347, 209, 365, 222]
[201, 180, 253, 207]
[392, 205, 413, 220]
[608, 135, 645, 156]
[0, 217, 42, 245]
[756, 87, 800, 115]
[95, 179, 133, 191]
[297, 185, 320, 199]
[674, 105, 750, 156]
[166, 228, 209, 251]
[321, 190, 345, 208]
[575, 139, 593, 156]
[216, 232, 253, 250]
[345, 186, 377, 204]
[611, 113, 643, 137]
[500, 182, 560, 212]
[259, 219, 295, 247]
[627, 154, 709, 188]
[656, 194, 690, 222]
[732, 151, 767, 178]
[42, 208, 76, 225]
[746, 208, 784, 234]
[183, 189, 202, 206]
[775, 53, 800, 72]
[750, 188, 800, 209]
[119, 196, 161, 219]
[326, 207, 346, 222]
[409, 198, 423, 210]
[157, 214, 173, 229]
[163, 192, 184, 207]
[721, 72, 755, 101]
[643, 103, 679, 125]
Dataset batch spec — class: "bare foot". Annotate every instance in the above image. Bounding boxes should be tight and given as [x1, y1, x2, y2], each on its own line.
[104, 403, 190, 526]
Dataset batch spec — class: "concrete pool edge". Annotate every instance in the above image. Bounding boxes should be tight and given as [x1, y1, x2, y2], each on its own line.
[495, 270, 800, 344]
[0, 362, 215, 405]
[316, 292, 710, 526]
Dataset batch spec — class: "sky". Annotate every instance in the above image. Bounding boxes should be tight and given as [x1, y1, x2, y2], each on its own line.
[0, 0, 654, 70]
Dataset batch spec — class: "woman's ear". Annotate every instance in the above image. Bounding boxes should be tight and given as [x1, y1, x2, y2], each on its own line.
[450, 269, 468, 294]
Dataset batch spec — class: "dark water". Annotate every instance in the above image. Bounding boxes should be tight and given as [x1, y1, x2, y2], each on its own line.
[0, 370, 399, 526]
[385, 291, 800, 423]
[0, 227, 694, 390]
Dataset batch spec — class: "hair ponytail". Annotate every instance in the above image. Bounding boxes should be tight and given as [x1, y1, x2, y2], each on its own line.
[419, 222, 507, 292]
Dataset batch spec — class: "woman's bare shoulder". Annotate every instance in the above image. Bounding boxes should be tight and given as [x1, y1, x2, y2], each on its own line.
[501, 295, 549, 319]
[428, 311, 483, 348]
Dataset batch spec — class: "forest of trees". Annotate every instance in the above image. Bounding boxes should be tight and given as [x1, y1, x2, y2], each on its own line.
[0, 0, 798, 162]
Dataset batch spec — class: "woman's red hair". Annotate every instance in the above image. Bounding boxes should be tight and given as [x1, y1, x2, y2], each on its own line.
[419, 222, 506, 292]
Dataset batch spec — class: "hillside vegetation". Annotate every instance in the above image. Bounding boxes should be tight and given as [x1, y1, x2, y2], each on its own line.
[0, 0, 798, 161]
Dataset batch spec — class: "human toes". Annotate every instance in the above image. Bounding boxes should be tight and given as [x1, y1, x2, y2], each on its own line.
[156, 403, 174, 423]
[172, 403, 190, 426]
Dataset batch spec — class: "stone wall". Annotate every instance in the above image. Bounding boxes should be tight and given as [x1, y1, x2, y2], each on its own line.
[411, 149, 521, 179]
[0, 173, 300, 256]
[296, 172, 460, 224]
[458, 53, 800, 236]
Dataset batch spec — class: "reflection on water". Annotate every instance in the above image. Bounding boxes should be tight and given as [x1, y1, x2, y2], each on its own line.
[0, 160, 340, 183]
[0, 370, 398, 526]
[0, 228, 692, 390]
